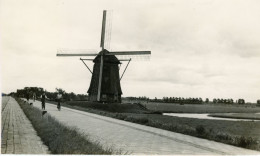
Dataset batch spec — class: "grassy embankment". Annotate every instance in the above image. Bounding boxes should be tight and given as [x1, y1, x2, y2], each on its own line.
[15, 98, 115, 154]
[46, 100, 260, 151]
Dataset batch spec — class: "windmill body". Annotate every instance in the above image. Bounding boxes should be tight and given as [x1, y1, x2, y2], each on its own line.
[88, 49, 122, 102]
[57, 10, 151, 103]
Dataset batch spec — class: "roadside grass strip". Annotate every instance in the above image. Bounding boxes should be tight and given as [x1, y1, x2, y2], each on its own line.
[15, 98, 114, 154]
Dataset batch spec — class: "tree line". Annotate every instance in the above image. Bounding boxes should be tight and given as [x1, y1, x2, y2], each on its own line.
[14, 87, 88, 101]
[8, 87, 260, 104]
[161, 97, 203, 104]
[158, 97, 249, 104]
[125, 96, 255, 104]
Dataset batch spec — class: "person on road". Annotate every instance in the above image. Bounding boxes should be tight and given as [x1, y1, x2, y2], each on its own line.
[41, 93, 46, 110]
[26, 91, 30, 103]
[56, 93, 62, 111]
[33, 92, 36, 102]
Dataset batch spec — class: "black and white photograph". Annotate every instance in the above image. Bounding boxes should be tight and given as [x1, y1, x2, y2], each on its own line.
[1, 0, 260, 155]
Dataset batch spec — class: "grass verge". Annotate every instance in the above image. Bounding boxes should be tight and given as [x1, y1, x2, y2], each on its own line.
[15, 98, 114, 154]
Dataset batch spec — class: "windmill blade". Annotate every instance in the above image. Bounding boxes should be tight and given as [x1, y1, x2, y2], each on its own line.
[109, 51, 151, 61]
[104, 10, 113, 50]
[57, 53, 98, 56]
[108, 51, 151, 55]
[97, 54, 104, 101]
[116, 54, 150, 61]
[100, 10, 107, 50]
[57, 48, 98, 56]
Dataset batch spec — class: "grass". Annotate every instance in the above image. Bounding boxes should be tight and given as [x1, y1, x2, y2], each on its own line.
[15, 98, 114, 154]
[44, 100, 260, 151]
[209, 113, 260, 120]
[63, 101, 149, 113]
[144, 102, 260, 113]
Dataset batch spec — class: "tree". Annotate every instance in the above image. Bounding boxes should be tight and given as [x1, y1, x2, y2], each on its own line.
[16, 87, 44, 98]
[56, 88, 66, 94]
[238, 99, 245, 104]
[69, 92, 77, 101]
[199, 98, 203, 103]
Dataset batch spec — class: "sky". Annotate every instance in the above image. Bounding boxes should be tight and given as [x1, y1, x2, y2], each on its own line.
[1, 0, 260, 102]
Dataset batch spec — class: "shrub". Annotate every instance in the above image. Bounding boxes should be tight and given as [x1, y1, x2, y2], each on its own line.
[124, 116, 149, 124]
[236, 136, 257, 148]
[115, 113, 127, 120]
[196, 125, 205, 135]
[215, 133, 233, 142]
[135, 117, 149, 124]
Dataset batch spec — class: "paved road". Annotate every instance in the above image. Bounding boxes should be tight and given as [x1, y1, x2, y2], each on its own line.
[27, 99, 260, 155]
[1, 97, 49, 154]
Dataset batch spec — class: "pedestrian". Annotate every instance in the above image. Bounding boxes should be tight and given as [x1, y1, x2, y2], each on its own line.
[33, 92, 36, 102]
[41, 93, 46, 110]
[26, 91, 30, 103]
[56, 92, 62, 111]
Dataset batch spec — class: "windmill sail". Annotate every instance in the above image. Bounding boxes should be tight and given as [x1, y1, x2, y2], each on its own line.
[109, 51, 151, 55]
[56, 49, 98, 56]
[100, 10, 107, 50]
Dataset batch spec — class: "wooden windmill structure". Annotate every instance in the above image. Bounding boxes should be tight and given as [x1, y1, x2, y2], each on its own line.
[57, 10, 151, 103]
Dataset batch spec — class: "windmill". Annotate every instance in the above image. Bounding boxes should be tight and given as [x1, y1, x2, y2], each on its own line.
[57, 10, 151, 103]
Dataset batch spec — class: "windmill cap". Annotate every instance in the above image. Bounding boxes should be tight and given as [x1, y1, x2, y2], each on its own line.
[94, 49, 121, 64]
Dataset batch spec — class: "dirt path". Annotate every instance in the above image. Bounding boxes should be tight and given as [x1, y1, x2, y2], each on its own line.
[27, 99, 260, 155]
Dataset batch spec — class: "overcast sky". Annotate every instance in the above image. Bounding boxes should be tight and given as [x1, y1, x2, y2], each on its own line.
[1, 0, 260, 102]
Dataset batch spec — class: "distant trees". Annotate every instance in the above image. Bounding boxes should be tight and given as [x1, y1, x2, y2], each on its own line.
[160, 97, 249, 105]
[45, 88, 88, 101]
[237, 99, 245, 104]
[213, 98, 234, 104]
[45, 91, 57, 100]
[69, 92, 77, 100]
[125, 96, 149, 101]
[212, 98, 247, 104]
[16, 87, 44, 98]
[257, 100, 260, 104]
[150, 96, 246, 105]
[162, 97, 203, 104]
[15, 87, 88, 101]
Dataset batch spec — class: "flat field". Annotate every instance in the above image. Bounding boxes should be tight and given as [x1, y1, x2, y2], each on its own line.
[209, 113, 260, 120]
[143, 102, 260, 113]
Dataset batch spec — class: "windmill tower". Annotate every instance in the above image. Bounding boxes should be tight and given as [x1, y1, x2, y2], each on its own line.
[57, 10, 151, 103]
